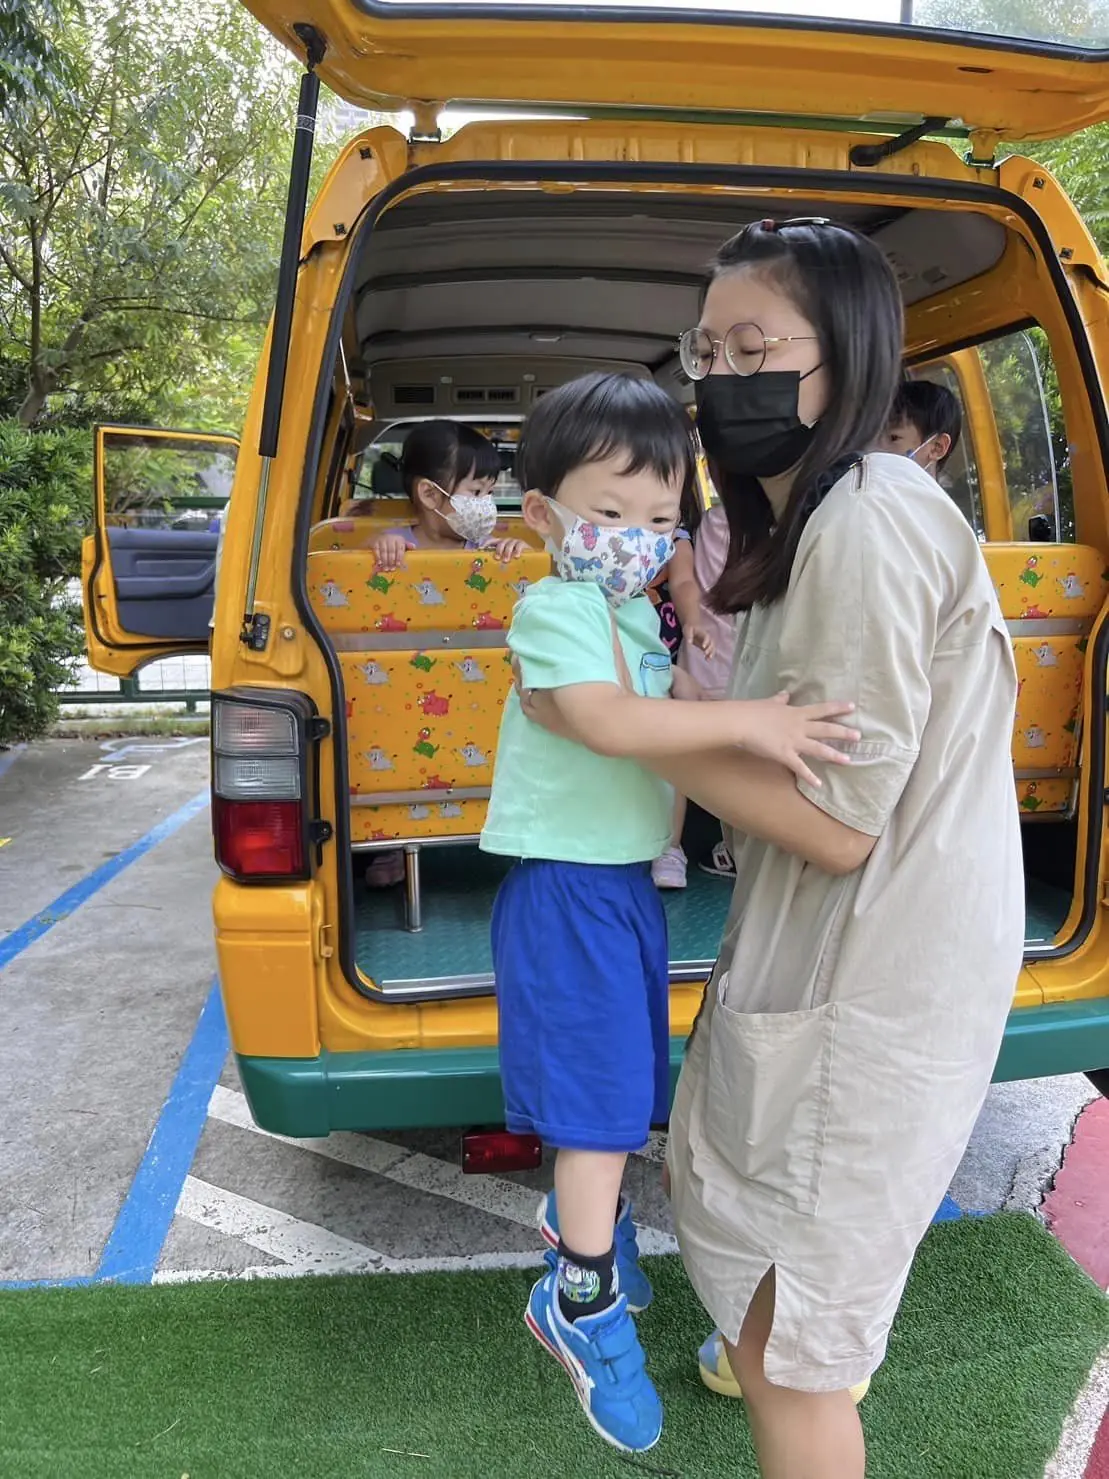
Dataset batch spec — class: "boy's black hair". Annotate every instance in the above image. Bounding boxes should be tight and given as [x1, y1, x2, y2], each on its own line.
[400, 419, 498, 496]
[517, 372, 695, 507]
[890, 378, 963, 470]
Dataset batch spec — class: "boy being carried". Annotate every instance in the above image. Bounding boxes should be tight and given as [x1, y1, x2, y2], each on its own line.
[479, 372, 857, 1455]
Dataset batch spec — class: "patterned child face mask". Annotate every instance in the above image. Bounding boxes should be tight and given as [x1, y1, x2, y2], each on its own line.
[432, 483, 499, 546]
[545, 501, 676, 606]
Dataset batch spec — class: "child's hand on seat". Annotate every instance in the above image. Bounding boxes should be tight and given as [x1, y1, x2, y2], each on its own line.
[490, 537, 528, 562]
[731, 691, 859, 789]
[367, 531, 409, 571]
[670, 668, 708, 703]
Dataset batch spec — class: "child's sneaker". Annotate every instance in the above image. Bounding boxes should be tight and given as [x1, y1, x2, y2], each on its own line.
[697, 840, 736, 880]
[651, 845, 687, 890]
[537, 1192, 652, 1312]
[697, 1329, 871, 1404]
[525, 1257, 663, 1453]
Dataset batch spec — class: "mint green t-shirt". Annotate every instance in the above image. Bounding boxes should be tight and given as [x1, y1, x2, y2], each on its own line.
[479, 578, 673, 865]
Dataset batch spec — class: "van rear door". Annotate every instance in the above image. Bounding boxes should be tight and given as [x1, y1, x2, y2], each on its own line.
[82, 425, 238, 677]
[241, 1, 1109, 141]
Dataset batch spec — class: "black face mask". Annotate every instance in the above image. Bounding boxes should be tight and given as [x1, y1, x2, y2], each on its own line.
[695, 370, 820, 478]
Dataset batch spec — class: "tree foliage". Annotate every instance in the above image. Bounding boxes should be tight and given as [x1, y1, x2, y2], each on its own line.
[0, 419, 89, 744]
[0, 0, 309, 432]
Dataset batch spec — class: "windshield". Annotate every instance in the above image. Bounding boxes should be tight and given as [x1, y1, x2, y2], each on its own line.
[356, 0, 1109, 51]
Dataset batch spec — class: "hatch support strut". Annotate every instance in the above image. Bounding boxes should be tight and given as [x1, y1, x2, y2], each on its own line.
[849, 116, 947, 169]
[242, 21, 327, 651]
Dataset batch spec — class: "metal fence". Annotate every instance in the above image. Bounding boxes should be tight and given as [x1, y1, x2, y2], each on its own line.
[57, 652, 211, 713]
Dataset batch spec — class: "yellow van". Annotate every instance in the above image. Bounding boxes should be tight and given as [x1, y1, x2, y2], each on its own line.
[83, 2, 1109, 1136]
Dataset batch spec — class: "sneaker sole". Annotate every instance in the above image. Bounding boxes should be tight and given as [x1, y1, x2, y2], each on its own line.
[652, 878, 687, 890]
[698, 1355, 870, 1406]
[524, 1306, 662, 1455]
[537, 1214, 649, 1315]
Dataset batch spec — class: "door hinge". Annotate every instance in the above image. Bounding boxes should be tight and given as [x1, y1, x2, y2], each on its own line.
[317, 922, 335, 960]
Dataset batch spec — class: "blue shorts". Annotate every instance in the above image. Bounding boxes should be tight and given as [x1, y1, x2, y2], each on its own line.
[491, 859, 670, 1153]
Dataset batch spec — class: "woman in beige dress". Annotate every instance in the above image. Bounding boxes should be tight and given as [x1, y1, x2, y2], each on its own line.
[660, 219, 1025, 1476]
[519, 217, 1023, 1476]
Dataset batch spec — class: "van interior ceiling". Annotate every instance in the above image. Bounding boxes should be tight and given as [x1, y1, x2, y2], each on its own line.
[306, 182, 1082, 998]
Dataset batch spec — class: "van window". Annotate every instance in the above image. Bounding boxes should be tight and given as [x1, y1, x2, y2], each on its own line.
[101, 431, 235, 533]
[978, 328, 1073, 542]
[908, 364, 985, 538]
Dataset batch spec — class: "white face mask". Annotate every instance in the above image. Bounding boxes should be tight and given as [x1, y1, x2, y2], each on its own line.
[437, 486, 499, 546]
[905, 435, 937, 469]
[545, 502, 675, 606]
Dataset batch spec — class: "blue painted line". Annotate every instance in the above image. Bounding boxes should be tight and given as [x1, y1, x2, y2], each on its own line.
[0, 743, 25, 782]
[0, 789, 209, 968]
[95, 979, 228, 1284]
[933, 1194, 963, 1223]
[0, 1276, 93, 1291]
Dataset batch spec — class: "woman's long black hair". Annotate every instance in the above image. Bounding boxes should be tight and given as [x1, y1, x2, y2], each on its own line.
[703, 219, 904, 613]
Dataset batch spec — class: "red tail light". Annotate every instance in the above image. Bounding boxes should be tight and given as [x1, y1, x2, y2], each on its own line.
[212, 691, 326, 883]
[214, 798, 305, 877]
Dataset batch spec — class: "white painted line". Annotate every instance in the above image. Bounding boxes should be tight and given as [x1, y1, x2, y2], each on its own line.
[174, 1177, 550, 1276]
[177, 1176, 387, 1273]
[206, 1084, 679, 1256]
[1043, 1346, 1109, 1479]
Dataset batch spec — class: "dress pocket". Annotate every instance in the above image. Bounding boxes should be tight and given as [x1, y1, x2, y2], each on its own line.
[704, 974, 837, 1215]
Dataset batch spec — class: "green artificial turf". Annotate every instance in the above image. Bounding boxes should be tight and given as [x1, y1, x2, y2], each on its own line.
[2, 1214, 1106, 1478]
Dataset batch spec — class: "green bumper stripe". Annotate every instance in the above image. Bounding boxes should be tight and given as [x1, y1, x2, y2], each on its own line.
[237, 997, 1109, 1138]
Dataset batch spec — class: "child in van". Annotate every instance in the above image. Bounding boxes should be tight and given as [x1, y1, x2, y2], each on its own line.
[479, 372, 857, 1455]
[365, 420, 527, 570]
[651, 487, 737, 889]
[361, 421, 526, 888]
[876, 377, 962, 479]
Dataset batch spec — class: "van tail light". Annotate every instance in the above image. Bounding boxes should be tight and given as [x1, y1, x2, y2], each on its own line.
[211, 690, 328, 883]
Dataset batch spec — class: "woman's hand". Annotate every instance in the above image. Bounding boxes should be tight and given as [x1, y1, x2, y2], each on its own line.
[670, 667, 708, 703]
[511, 655, 576, 738]
[732, 691, 858, 789]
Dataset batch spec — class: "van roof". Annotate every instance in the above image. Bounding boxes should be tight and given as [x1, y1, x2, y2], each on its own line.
[242, 0, 1109, 141]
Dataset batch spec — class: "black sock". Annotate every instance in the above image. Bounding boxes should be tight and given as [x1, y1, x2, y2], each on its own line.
[556, 1240, 617, 1323]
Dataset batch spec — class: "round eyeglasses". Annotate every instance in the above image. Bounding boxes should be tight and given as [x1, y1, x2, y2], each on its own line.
[678, 323, 820, 382]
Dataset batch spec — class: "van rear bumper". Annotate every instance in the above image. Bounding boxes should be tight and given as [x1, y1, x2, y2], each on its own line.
[236, 998, 1109, 1138]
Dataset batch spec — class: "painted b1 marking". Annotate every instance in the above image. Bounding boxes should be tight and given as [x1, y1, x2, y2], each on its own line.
[78, 763, 152, 781]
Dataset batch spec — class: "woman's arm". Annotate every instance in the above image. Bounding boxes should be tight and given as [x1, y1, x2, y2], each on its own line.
[648, 746, 876, 876]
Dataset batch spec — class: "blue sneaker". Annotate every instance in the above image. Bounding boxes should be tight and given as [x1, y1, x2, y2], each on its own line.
[537, 1193, 653, 1312]
[525, 1256, 663, 1453]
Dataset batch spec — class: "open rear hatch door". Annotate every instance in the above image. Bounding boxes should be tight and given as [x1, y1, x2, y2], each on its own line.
[242, 0, 1109, 142]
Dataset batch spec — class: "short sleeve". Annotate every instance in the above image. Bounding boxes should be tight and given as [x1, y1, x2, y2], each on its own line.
[508, 581, 619, 691]
[776, 485, 941, 836]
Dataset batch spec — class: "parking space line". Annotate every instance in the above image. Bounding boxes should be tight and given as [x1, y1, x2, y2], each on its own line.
[206, 1084, 680, 1256]
[176, 1176, 553, 1277]
[96, 979, 228, 1284]
[0, 788, 209, 967]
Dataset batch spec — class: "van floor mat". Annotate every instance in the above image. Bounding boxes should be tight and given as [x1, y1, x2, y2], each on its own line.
[1026, 877, 1076, 946]
[353, 844, 732, 989]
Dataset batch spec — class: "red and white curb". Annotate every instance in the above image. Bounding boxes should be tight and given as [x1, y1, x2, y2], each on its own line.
[1042, 1098, 1109, 1479]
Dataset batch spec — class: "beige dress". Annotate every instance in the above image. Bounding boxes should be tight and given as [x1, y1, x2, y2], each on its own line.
[667, 453, 1025, 1392]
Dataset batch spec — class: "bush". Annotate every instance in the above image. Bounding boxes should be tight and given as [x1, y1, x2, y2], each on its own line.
[0, 419, 91, 746]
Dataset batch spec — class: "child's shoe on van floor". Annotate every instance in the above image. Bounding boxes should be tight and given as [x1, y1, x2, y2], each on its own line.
[651, 845, 687, 889]
[525, 1255, 663, 1454]
[364, 849, 405, 888]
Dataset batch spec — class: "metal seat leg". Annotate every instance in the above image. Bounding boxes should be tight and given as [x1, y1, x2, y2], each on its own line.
[404, 844, 422, 933]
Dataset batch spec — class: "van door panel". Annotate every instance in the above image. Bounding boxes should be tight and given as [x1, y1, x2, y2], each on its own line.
[107, 528, 219, 640]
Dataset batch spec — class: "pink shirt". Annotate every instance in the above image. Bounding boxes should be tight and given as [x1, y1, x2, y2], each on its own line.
[676, 505, 738, 698]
